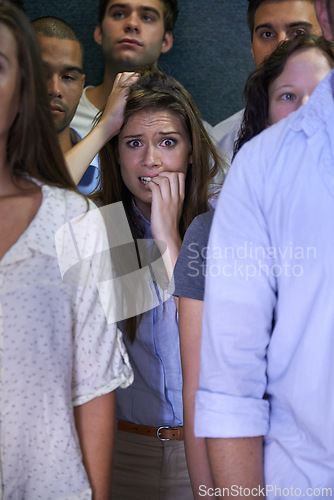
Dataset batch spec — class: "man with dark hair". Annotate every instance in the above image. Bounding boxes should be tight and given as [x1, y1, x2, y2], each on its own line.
[71, 0, 178, 138]
[248, 0, 321, 65]
[33, 17, 98, 194]
[196, 0, 334, 495]
[212, 0, 322, 173]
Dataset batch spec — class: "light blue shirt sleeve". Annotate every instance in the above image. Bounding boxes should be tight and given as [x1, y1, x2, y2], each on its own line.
[195, 145, 274, 438]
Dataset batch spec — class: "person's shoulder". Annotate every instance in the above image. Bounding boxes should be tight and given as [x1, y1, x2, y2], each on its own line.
[193, 210, 215, 230]
[203, 119, 213, 134]
[211, 109, 244, 163]
[64, 189, 97, 217]
[81, 86, 96, 101]
[184, 210, 214, 244]
[213, 109, 244, 136]
[42, 184, 95, 219]
[71, 86, 99, 137]
[212, 109, 244, 145]
[74, 86, 98, 113]
[75, 86, 98, 115]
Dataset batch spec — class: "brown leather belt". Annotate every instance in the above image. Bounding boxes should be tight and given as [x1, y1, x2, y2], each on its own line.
[117, 420, 183, 441]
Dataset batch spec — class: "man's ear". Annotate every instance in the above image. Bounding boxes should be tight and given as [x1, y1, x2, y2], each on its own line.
[316, 0, 334, 40]
[161, 31, 173, 54]
[251, 43, 255, 61]
[94, 24, 103, 46]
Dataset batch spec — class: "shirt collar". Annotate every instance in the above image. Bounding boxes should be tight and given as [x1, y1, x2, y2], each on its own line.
[2, 180, 65, 266]
[291, 69, 334, 138]
[131, 197, 151, 236]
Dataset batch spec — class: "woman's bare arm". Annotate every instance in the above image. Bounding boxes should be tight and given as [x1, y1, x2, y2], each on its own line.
[179, 296, 215, 497]
[74, 392, 116, 500]
[65, 72, 139, 184]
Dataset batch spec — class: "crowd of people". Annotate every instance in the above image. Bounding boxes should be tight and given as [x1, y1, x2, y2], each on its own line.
[1, 0, 334, 499]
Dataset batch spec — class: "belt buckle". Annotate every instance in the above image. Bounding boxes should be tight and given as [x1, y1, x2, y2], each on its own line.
[157, 426, 170, 441]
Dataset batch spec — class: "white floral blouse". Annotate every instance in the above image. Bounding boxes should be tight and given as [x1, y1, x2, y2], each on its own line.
[0, 182, 133, 499]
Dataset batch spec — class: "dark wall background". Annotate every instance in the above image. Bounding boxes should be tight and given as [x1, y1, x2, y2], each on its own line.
[24, 0, 254, 126]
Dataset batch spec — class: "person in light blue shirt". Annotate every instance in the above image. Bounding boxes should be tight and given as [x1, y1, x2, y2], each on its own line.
[195, 0, 334, 494]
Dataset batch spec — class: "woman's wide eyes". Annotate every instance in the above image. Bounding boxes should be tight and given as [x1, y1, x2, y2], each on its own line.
[127, 139, 142, 148]
[161, 138, 176, 147]
[126, 138, 177, 148]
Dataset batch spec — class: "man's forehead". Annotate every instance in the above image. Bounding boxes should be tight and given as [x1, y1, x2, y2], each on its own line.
[106, 0, 164, 14]
[38, 36, 83, 70]
[254, 0, 317, 25]
[255, 0, 316, 17]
